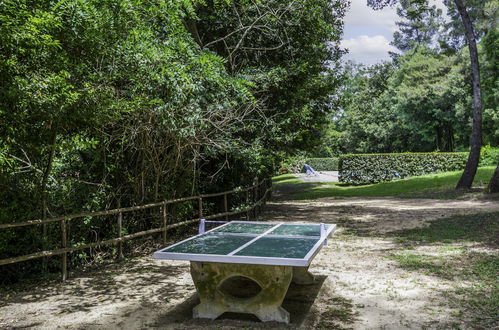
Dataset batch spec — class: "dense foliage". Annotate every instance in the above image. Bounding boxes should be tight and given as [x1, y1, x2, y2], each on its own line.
[339, 152, 469, 184]
[339, 147, 499, 184]
[0, 0, 347, 281]
[0, 0, 497, 283]
[330, 0, 498, 155]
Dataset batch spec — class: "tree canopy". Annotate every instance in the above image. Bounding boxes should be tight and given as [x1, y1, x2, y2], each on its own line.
[0, 0, 347, 281]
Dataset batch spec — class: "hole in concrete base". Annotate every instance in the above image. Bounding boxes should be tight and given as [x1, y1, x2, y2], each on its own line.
[218, 276, 262, 299]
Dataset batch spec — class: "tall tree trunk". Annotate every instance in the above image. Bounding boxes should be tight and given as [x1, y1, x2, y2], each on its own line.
[454, 0, 482, 190]
[436, 126, 442, 151]
[488, 164, 499, 193]
[448, 127, 455, 152]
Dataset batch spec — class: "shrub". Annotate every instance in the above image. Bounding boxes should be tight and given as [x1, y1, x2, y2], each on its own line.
[480, 146, 499, 166]
[279, 156, 306, 174]
[305, 158, 339, 171]
[339, 152, 468, 184]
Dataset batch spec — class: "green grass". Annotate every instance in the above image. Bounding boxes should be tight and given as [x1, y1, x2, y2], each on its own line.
[388, 253, 450, 277]
[317, 296, 358, 330]
[273, 166, 496, 200]
[389, 251, 498, 328]
[389, 213, 499, 328]
[391, 212, 499, 246]
[272, 173, 302, 185]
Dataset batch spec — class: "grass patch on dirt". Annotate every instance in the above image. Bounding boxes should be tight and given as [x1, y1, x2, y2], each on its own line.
[389, 251, 498, 328]
[273, 167, 495, 200]
[391, 212, 499, 246]
[316, 296, 358, 330]
[388, 253, 451, 277]
[389, 213, 499, 328]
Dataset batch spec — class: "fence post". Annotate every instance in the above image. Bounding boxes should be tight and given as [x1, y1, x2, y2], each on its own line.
[198, 197, 203, 219]
[162, 203, 167, 245]
[116, 199, 124, 261]
[0, 178, 276, 280]
[223, 193, 228, 221]
[61, 219, 67, 281]
[117, 210, 124, 261]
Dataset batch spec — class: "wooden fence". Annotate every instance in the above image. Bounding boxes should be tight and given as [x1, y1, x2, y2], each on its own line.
[0, 178, 272, 280]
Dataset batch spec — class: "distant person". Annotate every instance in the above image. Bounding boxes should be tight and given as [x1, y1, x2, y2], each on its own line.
[304, 164, 318, 176]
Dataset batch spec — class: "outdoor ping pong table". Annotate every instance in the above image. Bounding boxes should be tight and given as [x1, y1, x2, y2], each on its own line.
[153, 220, 337, 323]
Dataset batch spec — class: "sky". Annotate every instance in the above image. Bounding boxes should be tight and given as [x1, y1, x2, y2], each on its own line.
[341, 1, 447, 65]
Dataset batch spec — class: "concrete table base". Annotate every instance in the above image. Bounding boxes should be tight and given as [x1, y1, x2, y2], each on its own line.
[190, 262, 316, 323]
[292, 265, 316, 285]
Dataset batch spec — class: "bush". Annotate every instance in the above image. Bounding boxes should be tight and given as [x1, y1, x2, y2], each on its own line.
[279, 156, 306, 174]
[339, 152, 468, 184]
[480, 146, 499, 166]
[305, 158, 339, 171]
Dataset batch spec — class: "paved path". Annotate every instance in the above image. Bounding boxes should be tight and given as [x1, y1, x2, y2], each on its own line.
[294, 171, 338, 183]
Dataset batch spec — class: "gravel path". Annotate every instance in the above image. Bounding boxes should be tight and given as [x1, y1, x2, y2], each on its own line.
[294, 171, 339, 183]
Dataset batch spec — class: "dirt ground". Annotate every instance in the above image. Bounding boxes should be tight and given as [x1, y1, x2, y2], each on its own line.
[1, 193, 498, 329]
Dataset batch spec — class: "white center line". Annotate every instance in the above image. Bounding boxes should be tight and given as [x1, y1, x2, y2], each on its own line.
[227, 223, 283, 256]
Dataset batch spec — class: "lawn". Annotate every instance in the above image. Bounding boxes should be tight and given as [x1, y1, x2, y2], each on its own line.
[273, 166, 496, 200]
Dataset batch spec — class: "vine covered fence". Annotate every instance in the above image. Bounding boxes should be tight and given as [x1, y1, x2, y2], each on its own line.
[0, 178, 272, 281]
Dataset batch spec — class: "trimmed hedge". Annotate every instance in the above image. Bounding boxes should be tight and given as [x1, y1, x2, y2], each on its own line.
[305, 158, 339, 171]
[481, 147, 499, 166]
[339, 152, 468, 184]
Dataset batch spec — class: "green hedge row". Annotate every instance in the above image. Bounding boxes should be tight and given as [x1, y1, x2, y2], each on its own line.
[481, 147, 499, 166]
[305, 158, 339, 171]
[339, 152, 468, 184]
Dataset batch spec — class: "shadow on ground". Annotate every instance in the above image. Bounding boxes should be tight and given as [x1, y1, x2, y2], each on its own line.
[150, 276, 329, 329]
[271, 183, 320, 201]
[388, 212, 499, 247]
[0, 260, 189, 309]
[263, 196, 499, 238]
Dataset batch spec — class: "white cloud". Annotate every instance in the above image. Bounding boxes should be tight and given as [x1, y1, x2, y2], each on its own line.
[341, 35, 399, 65]
[340, 0, 447, 64]
[431, 0, 448, 13]
[343, 1, 399, 37]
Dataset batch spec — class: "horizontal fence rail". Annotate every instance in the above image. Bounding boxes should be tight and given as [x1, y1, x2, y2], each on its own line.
[0, 178, 272, 280]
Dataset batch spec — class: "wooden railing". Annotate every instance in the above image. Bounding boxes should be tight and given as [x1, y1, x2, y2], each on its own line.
[0, 178, 272, 280]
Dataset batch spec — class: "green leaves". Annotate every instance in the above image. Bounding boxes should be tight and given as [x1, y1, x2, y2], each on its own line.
[338, 148, 498, 185]
[339, 152, 469, 184]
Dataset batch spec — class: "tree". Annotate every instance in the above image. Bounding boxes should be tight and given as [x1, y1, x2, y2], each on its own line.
[392, 0, 443, 52]
[0, 0, 349, 281]
[488, 164, 499, 193]
[368, 0, 484, 190]
[481, 2, 499, 193]
[386, 47, 472, 152]
[442, 0, 495, 51]
[479, 2, 499, 146]
[0, 0, 260, 280]
[191, 0, 348, 184]
[452, 0, 482, 189]
[336, 61, 415, 153]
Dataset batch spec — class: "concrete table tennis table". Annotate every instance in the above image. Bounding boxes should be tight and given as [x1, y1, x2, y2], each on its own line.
[153, 220, 337, 323]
